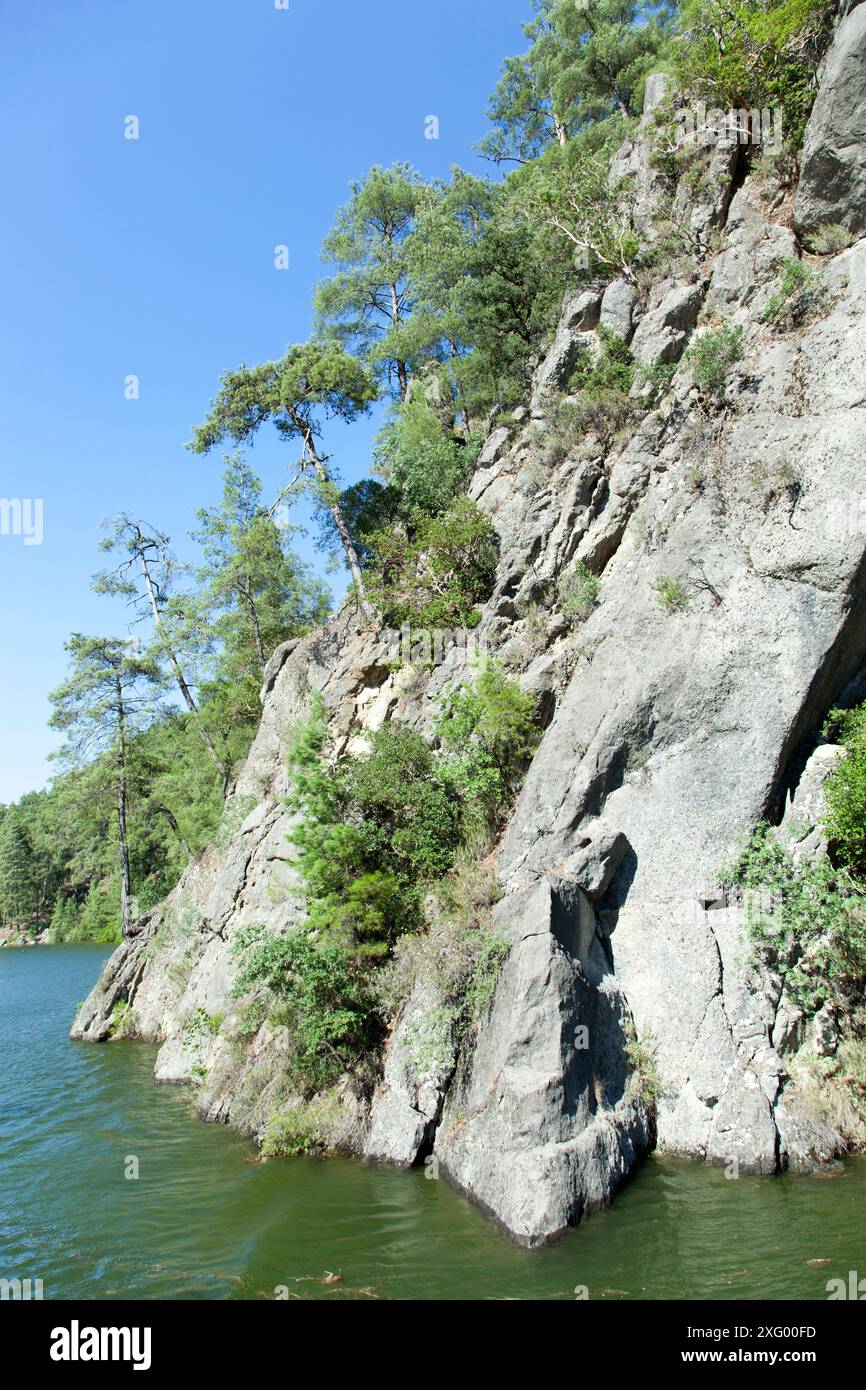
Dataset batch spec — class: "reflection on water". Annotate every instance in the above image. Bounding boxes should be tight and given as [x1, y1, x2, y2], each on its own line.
[1, 944, 864, 1300]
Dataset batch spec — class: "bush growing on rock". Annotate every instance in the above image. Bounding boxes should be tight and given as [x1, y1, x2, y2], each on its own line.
[557, 559, 601, 623]
[435, 658, 542, 829]
[761, 256, 831, 330]
[652, 574, 690, 612]
[805, 223, 855, 256]
[674, 0, 836, 150]
[721, 823, 866, 1024]
[687, 323, 744, 397]
[823, 704, 866, 878]
[231, 925, 378, 1092]
[364, 495, 498, 628]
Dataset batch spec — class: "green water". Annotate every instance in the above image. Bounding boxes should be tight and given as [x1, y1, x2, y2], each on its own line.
[1, 944, 864, 1301]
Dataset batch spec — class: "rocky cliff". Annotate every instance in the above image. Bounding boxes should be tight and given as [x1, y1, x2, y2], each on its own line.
[73, 9, 866, 1247]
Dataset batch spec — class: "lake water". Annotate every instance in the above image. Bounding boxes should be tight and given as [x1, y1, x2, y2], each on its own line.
[1, 943, 864, 1301]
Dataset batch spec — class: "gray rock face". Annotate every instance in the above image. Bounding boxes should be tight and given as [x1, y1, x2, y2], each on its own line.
[794, 3, 866, 241]
[599, 277, 640, 342]
[364, 979, 454, 1167]
[494, 227, 866, 1180]
[629, 282, 704, 366]
[532, 291, 602, 404]
[434, 878, 651, 1246]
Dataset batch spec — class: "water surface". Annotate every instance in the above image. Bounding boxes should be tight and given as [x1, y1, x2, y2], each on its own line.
[1, 944, 863, 1300]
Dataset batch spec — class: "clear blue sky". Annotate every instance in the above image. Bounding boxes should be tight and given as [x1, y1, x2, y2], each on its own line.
[0, 0, 531, 804]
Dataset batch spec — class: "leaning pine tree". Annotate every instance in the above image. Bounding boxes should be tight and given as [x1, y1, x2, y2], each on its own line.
[190, 342, 377, 613]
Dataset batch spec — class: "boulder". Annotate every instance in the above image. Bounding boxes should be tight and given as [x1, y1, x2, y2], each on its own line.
[629, 281, 704, 366]
[599, 277, 641, 342]
[434, 878, 652, 1246]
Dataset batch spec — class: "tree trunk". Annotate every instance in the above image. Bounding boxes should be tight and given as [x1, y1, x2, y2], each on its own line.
[137, 547, 231, 794]
[449, 340, 471, 435]
[293, 414, 374, 617]
[115, 679, 133, 938]
[238, 580, 267, 669]
[154, 804, 194, 857]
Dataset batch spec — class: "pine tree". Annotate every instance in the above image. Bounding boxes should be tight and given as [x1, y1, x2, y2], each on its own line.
[49, 636, 164, 937]
[192, 455, 331, 725]
[190, 342, 377, 611]
[0, 809, 41, 924]
[480, 0, 670, 164]
[94, 515, 232, 794]
[313, 164, 427, 402]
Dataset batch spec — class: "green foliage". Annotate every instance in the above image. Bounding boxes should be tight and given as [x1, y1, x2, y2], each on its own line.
[652, 574, 690, 612]
[77, 882, 122, 944]
[823, 705, 866, 878]
[365, 495, 498, 628]
[480, 0, 671, 164]
[558, 559, 601, 623]
[193, 455, 330, 725]
[674, 0, 834, 150]
[636, 357, 676, 396]
[373, 397, 482, 518]
[48, 896, 82, 943]
[108, 999, 134, 1038]
[231, 924, 378, 1093]
[285, 695, 462, 960]
[721, 824, 866, 1020]
[805, 223, 854, 257]
[435, 659, 541, 828]
[379, 853, 509, 1077]
[0, 807, 44, 924]
[559, 325, 637, 441]
[508, 116, 641, 279]
[313, 163, 427, 400]
[623, 1019, 663, 1104]
[260, 1096, 339, 1158]
[761, 256, 830, 330]
[687, 323, 744, 397]
[190, 342, 377, 457]
[260, 667, 539, 1085]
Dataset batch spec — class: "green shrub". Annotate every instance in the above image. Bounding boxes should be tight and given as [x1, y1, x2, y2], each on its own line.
[636, 358, 676, 397]
[286, 697, 462, 960]
[435, 659, 541, 828]
[823, 705, 866, 878]
[267, 670, 540, 1087]
[365, 495, 498, 628]
[373, 397, 482, 518]
[260, 1096, 338, 1157]
[762, 257, 830, 330]
[231, 924, 378, 1093]
[805, 223, 854, 257]
[674, 0, 835, 151]
[721, 823, 866, 1020]
[563, 326, 637, 443]
[558, 559, 600, 624]
[568, 326, 635, 398]
[687, 324, 744, 397]
[48, 895, 81, 943]
[108, 999, 134, 1038]
[624, 1019, 663, 1105]
[652, 574, 690, 612]
[379, 851, 509, 1076]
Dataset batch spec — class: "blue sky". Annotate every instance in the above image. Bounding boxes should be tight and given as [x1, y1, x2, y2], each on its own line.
[0, 0, 531, 803]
